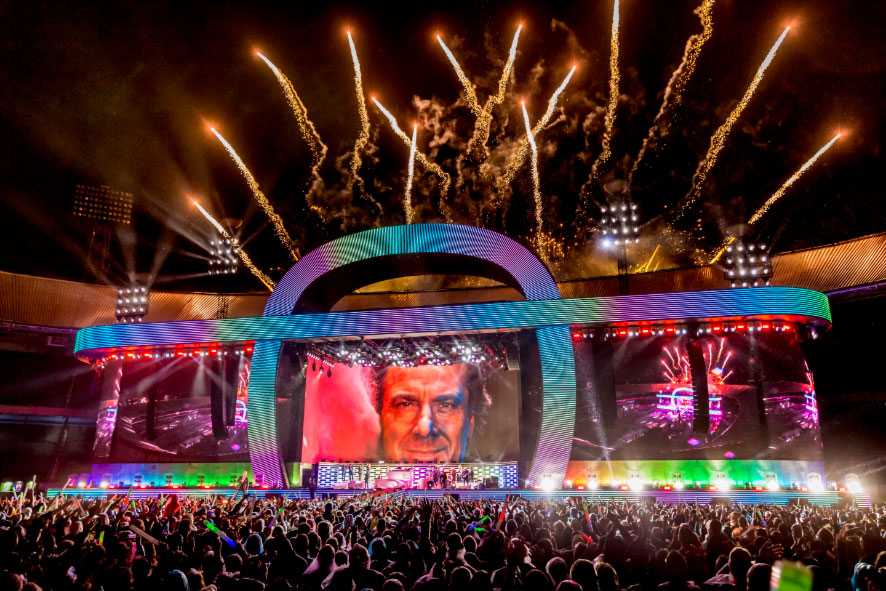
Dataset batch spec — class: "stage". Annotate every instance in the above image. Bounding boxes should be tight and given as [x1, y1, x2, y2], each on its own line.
[62, 224, 847, 504]
[44, 486, 869, 507]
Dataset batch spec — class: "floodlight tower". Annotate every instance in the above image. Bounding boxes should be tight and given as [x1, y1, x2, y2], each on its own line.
[209, 236, 239, 276]
[71, 184, 134, 278]
[722, 240, 772, 287]
[115, 285, 149, 323]
[599, 182, 640, 294]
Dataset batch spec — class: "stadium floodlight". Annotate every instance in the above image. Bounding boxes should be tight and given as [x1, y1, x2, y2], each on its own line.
[116, 285, 149, 323]
[599, 200, 640, 247]
[722, 240, 772, 288]
[72, 184, 134, 225]
[209, 236, 239, 275]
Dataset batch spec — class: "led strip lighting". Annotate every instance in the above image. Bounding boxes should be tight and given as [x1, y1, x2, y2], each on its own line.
[75, 224, 832, 487]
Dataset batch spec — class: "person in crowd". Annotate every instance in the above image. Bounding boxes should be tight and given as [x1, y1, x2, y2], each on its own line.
[0, 490, 884, 591]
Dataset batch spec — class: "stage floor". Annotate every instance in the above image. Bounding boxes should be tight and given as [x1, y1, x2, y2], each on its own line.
[44, 487, 868, 507]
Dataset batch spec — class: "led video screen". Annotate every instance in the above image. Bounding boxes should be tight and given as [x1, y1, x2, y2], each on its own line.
[110, 356, 249, 461]
[300, 337, 520, 463]
[572, 331, 822, 461]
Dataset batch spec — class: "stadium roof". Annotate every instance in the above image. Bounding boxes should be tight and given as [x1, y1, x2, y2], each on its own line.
[1, 232, 884, 330]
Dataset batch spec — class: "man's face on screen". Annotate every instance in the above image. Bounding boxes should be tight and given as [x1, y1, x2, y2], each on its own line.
[380, 365, 473, 462]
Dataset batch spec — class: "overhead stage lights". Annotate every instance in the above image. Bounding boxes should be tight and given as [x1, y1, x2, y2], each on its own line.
[209, 236, 239, 275]
[599, 200, 640, 247]
[115, 285, 149, 323]
[723, 240, 772, 288]
[307, 334, 511, 370]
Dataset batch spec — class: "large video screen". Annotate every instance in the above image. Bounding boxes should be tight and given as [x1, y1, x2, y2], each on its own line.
[300, 338, 520, 463]
[572, 331, 822, 461]
[109, 356, 250, 462]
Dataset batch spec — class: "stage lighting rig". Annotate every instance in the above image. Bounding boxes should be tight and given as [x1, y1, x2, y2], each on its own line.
[722, 240, 772, 287]
[209, 236, 239, 275]
[116, 285, 149, 323]
[307, 334, 509, 370]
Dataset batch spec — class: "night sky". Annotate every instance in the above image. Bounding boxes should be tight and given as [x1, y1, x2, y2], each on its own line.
[0, 0, 884, 291]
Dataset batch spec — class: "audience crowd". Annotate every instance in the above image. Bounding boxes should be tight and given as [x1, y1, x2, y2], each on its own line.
[1, 491, 885, 591]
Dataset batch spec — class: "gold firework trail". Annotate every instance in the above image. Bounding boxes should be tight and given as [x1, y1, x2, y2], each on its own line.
[371, 97, 452, 218]
[494, 24, 523, 105]
[255, 50, 328, 216]
[436, 34, 482, 115]
[588, 0, 621, 186]
[677, 24, 792, 219]
[709, 131, 842, 264]
[192, 199, 275, 291]
[404, 124, 418, 224]
[628, 0, 715, 189]
[209, 126, 299, 261]
[499, 65, 577, 187]
[748, 132, 842, 225]
[521, 101, 543, 236]
[346, 31, 371, 195]
[467, 24, 523, 158]
[641, 243, 661, 272]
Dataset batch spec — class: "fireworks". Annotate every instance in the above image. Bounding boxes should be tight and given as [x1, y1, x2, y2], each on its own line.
[346, 30, 371, 196]
[499, 64, 577, 188]
[675, 24, 792, 219]
[372, 97, 453, 218]
[404, 123, 418, 224]
[628, 0, 715, 189]
[587, 0, 621, 188]
[709, 131, 843, 263]
[521, 101, 543, 237]
[466, 23, 522, 159]
[254, 50, 328, 217]
[748, 132, 843, 225]
[640, 243, 661, 273]
[436, 33, 482, 116]
[495, 24, 523, 105]
[208, 126, 299, 261]
[192, 199, 275, 291]
[197, 12, 849, 282]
